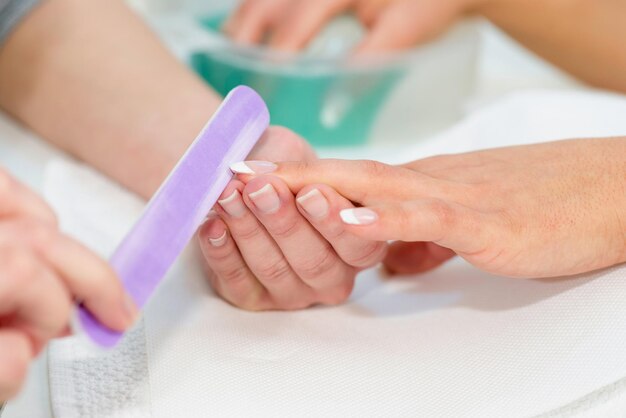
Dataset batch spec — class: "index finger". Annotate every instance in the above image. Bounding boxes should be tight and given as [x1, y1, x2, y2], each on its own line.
[230, 159, 448, 206]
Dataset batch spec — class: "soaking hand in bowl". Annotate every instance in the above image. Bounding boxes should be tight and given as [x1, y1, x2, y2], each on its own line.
[226, 0, 626, 93]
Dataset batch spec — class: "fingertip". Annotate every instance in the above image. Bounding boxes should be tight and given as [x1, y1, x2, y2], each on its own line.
[0, 331, 32, 395]
[199, 217, 229, 249]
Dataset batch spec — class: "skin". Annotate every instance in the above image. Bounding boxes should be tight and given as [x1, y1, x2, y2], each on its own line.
[0, 0, 382, 398]
[1, 0, 626, 399]
[0, 169, 136, 401]
[227, 0, 626, 93]
[233, 138, 626, 278]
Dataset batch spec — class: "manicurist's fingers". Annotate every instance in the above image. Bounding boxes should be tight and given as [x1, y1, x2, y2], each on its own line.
[337, 199, 491, 255]
[197, 216, 271, 311]
[0, 246, 72, 345]
[216, 181, 314, 309]
[0, 171, 57, 226]
[0, 330, 31, 401]
[242, 177, 355, 305]
[0, 220, 137, 332]
[295, 184, 387, 269]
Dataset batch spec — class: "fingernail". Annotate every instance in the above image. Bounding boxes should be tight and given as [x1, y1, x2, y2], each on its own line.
[209, 230, 228, 247]
[248, 184, 281, 214]
[340, 208, 378, 225]
[297, 189, 329, 219]
[218, 190, 247, 218]
[230, 161, 277, 175]
[123, 294, 139, 326]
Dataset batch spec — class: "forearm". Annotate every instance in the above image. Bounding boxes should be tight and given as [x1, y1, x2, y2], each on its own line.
[479, 0, 626, 93]
[0, 0, 221, 198]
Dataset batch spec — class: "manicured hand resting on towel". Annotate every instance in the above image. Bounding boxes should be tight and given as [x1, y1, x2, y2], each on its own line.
[232, 138, 626, 280]
[0, 169, 136, 401]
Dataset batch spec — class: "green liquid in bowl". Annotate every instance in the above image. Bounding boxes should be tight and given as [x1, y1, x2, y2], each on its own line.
[190, 14, 402, 147]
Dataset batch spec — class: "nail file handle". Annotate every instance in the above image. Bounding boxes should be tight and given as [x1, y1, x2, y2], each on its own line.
[77, 86, 270, 348]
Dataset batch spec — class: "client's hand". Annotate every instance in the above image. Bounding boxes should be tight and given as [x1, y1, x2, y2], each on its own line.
[0, 170, 136, 401]
[232, 138, 626, 279]
[224, 0, 479, 52]
[197, 127, 387, 310]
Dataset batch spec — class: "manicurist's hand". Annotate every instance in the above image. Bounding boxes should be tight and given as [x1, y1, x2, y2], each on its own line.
[0, 170, 137, 401]
[196, 127, 387, 311]
[225, 0, 474, 52]
[232, 138, 626, 279]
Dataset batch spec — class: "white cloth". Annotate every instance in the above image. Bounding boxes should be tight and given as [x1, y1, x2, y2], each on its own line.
[46, 90, 626, 417]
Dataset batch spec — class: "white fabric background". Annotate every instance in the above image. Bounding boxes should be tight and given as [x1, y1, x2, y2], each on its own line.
[43, 90, 626, 417]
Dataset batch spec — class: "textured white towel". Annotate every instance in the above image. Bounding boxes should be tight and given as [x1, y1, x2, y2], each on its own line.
[46, 90, 626, 417]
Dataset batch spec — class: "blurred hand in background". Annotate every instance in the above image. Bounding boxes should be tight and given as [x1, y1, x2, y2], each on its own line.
[224, 0, 471, 53]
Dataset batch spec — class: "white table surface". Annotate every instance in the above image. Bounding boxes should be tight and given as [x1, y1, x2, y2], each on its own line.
[0, 20, 577, 418]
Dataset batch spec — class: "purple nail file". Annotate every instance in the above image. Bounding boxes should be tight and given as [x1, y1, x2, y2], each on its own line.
[77, 86, 269, 348]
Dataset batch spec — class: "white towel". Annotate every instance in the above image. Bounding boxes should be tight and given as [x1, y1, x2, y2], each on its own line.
[46, 90, 626, 417]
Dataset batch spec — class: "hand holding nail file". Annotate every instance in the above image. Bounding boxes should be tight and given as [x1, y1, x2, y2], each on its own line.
[77, 86, 270, 348]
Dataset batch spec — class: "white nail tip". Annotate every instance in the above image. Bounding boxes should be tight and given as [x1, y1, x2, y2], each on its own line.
[209, 231, 227, 247]
[218, 189, 239, 205]
[248, 183, 274, 199]
[296, 188, 321, 204]
[340, 209, 362, 225]
[229, 162, 254, 174]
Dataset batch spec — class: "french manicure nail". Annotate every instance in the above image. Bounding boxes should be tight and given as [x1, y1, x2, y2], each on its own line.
[218, 190, 247, 218]
[340, 208, 378, 225]
[249, 184, 281, 214]
[297, 189, 329, 219]
[230, 161, 277, 175]
[209, 230, 228, 247]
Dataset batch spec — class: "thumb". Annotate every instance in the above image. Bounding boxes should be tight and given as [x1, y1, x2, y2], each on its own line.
[336, 199, 490, 255]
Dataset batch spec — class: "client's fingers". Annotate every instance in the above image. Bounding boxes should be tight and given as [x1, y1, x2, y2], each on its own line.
[224, 0, 286, 44]
[269, 0, 354, 51]
[357, 0, 463, 53]
[242, 177, 355, 305]
[231, 159, 453, 206]
[337, 199, 491, 255]
[384, 241, 456, 275]
[216, 181, 314, 309]
[197, 217, 270, 310]
[295, 184, 387, 269]
[0, 330, 31, 401]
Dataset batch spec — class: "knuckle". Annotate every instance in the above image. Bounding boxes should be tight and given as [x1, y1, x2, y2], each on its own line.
[269, 217, 300, 239]
[428, 200, 455, 233]
[358, 159, 390, 178]
[3, 248, 37, 286]
[255, 259, 293, 283]
[233, 222, 263, 242]
[344, 242, 387, 268]
[219, 265, 251, 285]
[296, 245, 338, 280]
